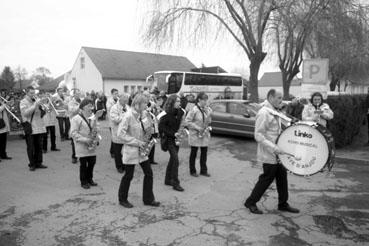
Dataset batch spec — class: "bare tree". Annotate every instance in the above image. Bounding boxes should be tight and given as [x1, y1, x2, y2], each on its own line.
[31, 67, 52, 86]
[14, 66, 28, 90]
[272, 0, 330, 99]
[142, 0, 283, 102]
[306, 0, 369, 91]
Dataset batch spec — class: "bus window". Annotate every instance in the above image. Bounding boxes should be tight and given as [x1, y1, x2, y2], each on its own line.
[167, 73, 183, 94]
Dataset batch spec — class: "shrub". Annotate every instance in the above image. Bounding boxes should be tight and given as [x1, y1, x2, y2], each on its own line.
[326, 94, 367, 148]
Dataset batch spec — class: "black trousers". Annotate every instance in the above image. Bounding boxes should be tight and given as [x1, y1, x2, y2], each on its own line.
[109, 128, 114, 156]
[79, 156, 96, 185]
[165, 139, 180, 186]
[25, 133, 43, 167]
[57, 117, 70, 139]
[43, 125, 56, 150]
[245, 163, 289, 207]
[189, 146, 208, 174]
[71, 139, 76, 159]
[0, 132, 8, 158]
[112, 142, 124, 170]
[148, 144, 155, 163]
[367, 114, 369, 143]
[118, 160, 155, 204]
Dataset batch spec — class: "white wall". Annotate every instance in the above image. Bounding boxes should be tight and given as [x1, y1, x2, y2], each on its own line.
[104, 79, 150, 95]
[69, 48, 104, 95]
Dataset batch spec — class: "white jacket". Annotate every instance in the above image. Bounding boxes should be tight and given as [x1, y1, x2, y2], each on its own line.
[110, 103, 128, 144]
[254, 101, 282, 165]
[302, 103, 333, 127]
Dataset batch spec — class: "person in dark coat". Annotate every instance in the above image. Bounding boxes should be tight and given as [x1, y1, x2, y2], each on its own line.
[159, 95, 186, 192]
[286, 97, 304, 121]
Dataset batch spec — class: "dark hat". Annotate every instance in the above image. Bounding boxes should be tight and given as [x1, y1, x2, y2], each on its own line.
[79, 98, 93, 109]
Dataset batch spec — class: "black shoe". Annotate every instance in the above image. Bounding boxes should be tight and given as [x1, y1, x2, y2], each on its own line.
[37, 164, 48, 169]
[190, 173, 199, 177]
[51, 148, 60, 151]
[144, 201, 160, 207]
[72, 158, 78, 164]
[42, 149, 47, 153]
[89, 181, 98, 186]
[278, 205, 300, 213]
[81, 184, 90, 189]
[29, 166, 36, 171]
[1, 156, 12, 160]
[173, 185, 184, 192]
[117, 167, 124, 173]
[150, 161, 158, 165]
[200, 172, 211, 177]
[110, 153, 115, 158]
[120, 201, 134, 208]
[244, 203, 263, 214]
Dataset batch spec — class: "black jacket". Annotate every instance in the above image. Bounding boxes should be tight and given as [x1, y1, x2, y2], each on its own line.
[158, 108, 184, 138]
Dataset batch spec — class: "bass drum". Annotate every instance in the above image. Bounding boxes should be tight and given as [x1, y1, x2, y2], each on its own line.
[276, 122, 335, 176]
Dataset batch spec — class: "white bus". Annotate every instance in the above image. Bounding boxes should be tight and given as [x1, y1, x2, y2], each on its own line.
[147, 71, 245, 100]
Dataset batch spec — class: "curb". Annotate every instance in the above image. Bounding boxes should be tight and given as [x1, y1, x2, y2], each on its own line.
[335, 156, 369, 165]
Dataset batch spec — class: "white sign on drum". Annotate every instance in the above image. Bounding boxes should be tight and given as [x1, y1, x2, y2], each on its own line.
[277, 124, 329, 176]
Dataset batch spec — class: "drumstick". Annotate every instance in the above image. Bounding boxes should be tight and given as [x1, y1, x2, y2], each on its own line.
[282, 152, 302, 161]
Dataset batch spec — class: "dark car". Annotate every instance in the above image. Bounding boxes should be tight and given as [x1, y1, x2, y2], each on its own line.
[209, 100, 258, 138]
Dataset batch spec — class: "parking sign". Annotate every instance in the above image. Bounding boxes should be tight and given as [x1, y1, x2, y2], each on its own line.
[302, 59, 329, 99]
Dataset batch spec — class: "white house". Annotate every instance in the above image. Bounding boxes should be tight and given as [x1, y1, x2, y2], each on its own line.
[65, 47, 196, 95]
[258, 72, 302, 99]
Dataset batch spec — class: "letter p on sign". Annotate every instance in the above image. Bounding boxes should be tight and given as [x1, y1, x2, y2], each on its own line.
[309, 65, 320, 79]
[303, 59, 329, 84]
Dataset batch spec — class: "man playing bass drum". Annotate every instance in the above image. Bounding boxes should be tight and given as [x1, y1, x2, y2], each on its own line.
[244, 89, 300, 215]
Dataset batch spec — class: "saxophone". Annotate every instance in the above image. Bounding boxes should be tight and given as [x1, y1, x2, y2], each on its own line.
[139, 113, 157, 157]
[198, 106, 212, 138]
[175, 128, 189, 146]
[87, 114, 102, 150]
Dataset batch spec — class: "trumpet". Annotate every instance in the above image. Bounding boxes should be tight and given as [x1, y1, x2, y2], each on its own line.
[0, 96, 21, 123]
[32, 95, 52, 113]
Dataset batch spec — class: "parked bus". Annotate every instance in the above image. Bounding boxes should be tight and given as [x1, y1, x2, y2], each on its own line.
[147, 71, 244, 100]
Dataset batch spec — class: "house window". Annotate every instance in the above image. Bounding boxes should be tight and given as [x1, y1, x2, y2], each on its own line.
[137, 86, 142, 92]
[131, 86, 136, 93]
[124, 86, 129, 93]
[80, 57, 85, 69]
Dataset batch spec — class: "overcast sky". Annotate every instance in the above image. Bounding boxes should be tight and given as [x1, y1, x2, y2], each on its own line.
[0, 0, 277, 78]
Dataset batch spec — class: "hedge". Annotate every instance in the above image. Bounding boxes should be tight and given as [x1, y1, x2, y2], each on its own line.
[326, 94, 367, 148]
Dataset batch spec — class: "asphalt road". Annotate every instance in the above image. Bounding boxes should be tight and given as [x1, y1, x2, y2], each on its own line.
[0, 124, 368, 246]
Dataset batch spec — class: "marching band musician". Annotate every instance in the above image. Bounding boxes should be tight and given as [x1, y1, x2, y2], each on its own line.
[244, 89, 299, 215]
[0, 98, 12, 160]
[185, 92, 212, 177]
[68, 91, 82, 164]
[70, 98, 102, 189]
[20, 86, 47, 171]
[107, 88, 119, 158]
[53, 87, 69, 141]
[117, 94, 160, 208]
[159, 94, 186, 192]
[39, 90, 60, 153]
[110, 93, 130, 173]
[302, 92, 334, 127]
